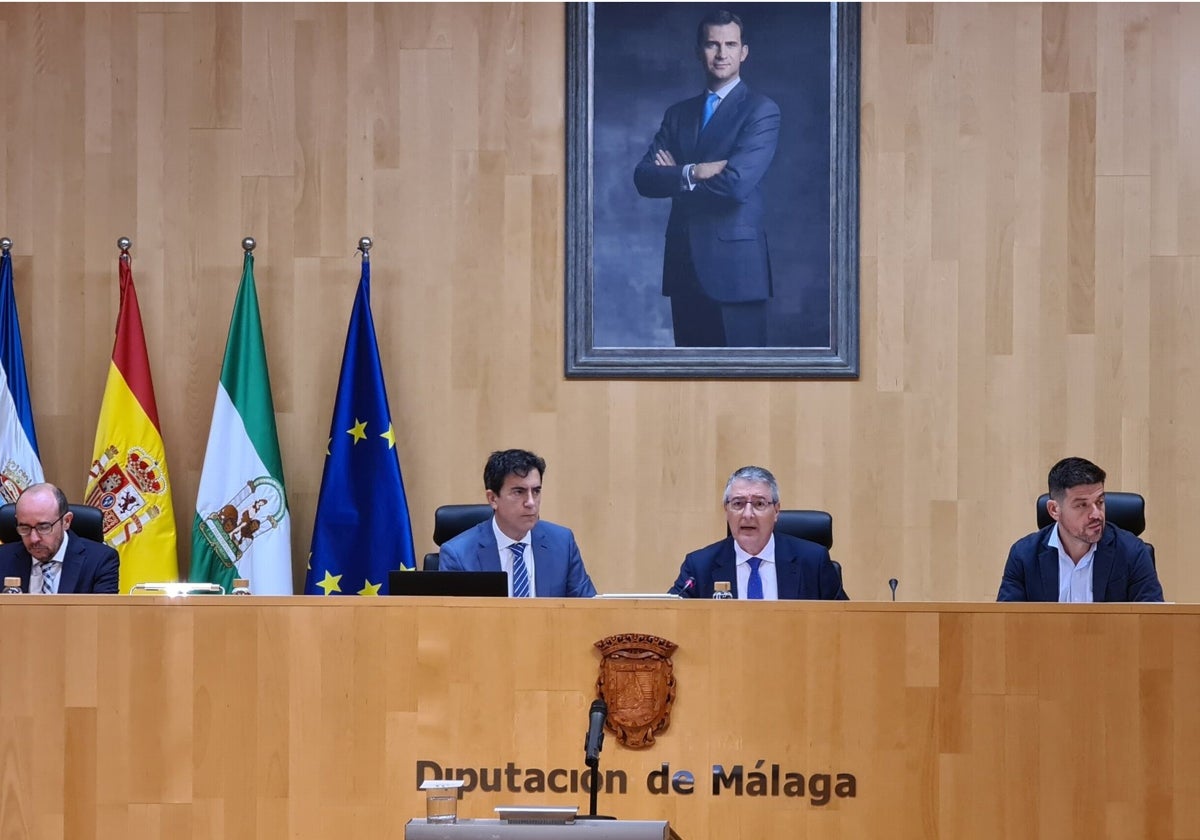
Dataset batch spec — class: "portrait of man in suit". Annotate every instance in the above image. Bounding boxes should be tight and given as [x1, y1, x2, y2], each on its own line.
[634, 9, 780, 347]
[578, 2, 840, 359]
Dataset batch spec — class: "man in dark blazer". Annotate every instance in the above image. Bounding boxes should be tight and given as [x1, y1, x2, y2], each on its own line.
[669, 466, 847, 600]
[0, 483, 119, 594]
[634, 9, 781, 347]
[997, 457, 1164, 602]
[439, 449, 596, 598]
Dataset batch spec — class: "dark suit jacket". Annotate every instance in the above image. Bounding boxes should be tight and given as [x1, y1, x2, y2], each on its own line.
[669, 532, 848, 600]
[997, 523, 1164, 602]
[0, 532, 120, 593]
[437, 518, 597, 598]
[634, 81, 781, 304]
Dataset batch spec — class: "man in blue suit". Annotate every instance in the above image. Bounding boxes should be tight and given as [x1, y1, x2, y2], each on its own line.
[634, 10, 781, 347]
[439, 450, 597, 598]
[0, 483, 118, 594]
[998, 457, 1164, 602]
[669, 466, 847, 600]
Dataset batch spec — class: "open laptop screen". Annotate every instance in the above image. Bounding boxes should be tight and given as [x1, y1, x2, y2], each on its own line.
[388, 570, 509, 598]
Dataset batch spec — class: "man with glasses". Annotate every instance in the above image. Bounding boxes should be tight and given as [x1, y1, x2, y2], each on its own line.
[439, 449, 597, 598]
[669, 465, 847, 599]
[0, 483, 118, 593]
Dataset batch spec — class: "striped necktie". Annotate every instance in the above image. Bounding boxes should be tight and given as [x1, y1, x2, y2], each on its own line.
[40, 560, 61, 594]
[746, 558, 763, 600]
[510, 543, 531, 598]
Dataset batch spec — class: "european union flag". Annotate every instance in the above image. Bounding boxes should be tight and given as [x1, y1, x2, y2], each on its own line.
[305, 258, 416, 596]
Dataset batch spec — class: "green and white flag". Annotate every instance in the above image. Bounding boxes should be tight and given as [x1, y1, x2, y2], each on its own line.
[190, 251, 292, 594]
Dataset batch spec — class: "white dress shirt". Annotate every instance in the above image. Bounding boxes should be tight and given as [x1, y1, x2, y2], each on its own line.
[492, 517, 535, 597]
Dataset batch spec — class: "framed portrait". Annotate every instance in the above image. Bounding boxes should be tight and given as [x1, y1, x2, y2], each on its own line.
[566, 2, 859, 379]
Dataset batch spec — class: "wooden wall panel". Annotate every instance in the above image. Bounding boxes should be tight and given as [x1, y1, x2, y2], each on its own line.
[1, 3, 1199, 602]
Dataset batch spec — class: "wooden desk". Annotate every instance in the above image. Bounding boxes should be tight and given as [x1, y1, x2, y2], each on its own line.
[0, 597, 1196, 839]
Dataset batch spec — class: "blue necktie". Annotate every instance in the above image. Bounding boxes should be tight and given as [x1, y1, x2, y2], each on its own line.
[510, 543, 531, 598]
[701, 92, 720, 130]
[746, 558, 763, 600]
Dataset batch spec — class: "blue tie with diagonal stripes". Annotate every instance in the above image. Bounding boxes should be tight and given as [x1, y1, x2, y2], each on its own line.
[510, 543, 531, 598]
[40, 560, 60, 594]
[747, 557, 763, 600]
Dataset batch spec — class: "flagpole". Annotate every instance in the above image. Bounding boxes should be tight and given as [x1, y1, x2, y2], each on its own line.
[357, 236, 371, 262]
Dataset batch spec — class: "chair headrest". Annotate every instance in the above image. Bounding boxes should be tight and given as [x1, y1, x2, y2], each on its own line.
[1035, 491, 1146, 535]
[432, 504, 494, 546]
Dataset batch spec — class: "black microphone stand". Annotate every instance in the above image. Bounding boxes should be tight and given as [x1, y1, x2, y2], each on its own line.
[579, 731, 615, 820]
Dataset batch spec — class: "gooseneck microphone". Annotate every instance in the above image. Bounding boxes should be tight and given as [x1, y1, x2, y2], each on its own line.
[584, 699, 607, 767]
[889, 578, 898, 601]
[678, 577, 696, 598]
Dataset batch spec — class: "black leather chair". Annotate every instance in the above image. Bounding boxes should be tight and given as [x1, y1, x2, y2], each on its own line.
[423, 504, 493, 571]
[0, 503, 106, 544]
[1035, 491, 1154, 565]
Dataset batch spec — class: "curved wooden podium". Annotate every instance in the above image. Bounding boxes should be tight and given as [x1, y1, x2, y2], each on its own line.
[0, 596, 1196, 839]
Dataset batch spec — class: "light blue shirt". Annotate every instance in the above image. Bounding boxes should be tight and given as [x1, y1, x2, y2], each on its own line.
[1047, 524, 1096, 603]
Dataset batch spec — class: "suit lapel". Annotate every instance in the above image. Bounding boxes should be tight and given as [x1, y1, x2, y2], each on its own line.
[1038, 530, 1059, 602]
[774, 537, 799, 598]
[695, 83, 748, 158]
[1091, 526, 1116, 602]
[56, 536, 85, 594]
[714, 539, 738, 597]
[475, 522, 503, 572]
[681, 93, 706, 162]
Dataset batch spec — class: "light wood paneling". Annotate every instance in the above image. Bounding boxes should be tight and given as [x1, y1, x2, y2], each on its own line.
[1, 4, 1199, 601]
[0, 597, 1197, 839]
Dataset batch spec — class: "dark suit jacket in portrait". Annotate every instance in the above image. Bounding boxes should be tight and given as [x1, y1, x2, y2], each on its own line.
[634, 81, 781, 306]
[437, 519, 597, 598]
[668, 532, 848, 600]
[996, 523, 1164, 602]
[0, 533, 120, 594]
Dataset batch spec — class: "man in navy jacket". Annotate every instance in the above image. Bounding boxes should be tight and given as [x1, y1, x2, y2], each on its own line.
[997, 457, 1164, 602]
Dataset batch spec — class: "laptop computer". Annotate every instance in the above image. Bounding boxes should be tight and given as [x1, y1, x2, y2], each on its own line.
[388, 570, 509, 598]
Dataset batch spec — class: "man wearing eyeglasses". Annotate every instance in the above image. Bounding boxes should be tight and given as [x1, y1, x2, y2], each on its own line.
[669, 465, 847, 599]
[0, 483, 119, 594]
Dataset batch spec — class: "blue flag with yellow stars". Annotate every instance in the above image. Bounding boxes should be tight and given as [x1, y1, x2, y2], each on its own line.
[305, 258, 416, 595]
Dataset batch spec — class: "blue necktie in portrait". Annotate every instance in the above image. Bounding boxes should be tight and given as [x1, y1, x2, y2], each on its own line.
[747, 557, 763, 600]
[510, 543, 531, 598]
[701, 91, 720, 130]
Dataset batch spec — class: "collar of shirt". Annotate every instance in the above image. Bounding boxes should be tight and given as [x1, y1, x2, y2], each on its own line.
[706, 76, 741, 103]
[733, 533, 775, 567]
[1047, 523, 1096, 602]
[491, 517, 533, 594]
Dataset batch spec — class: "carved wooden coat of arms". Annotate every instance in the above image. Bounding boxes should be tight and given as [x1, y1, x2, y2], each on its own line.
[594, 634, 678, 749]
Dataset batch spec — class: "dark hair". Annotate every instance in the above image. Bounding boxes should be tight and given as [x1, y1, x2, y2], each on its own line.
[696, 10, 746, 47]
[484, 449, 547, 494]
[723, 465, 779, 504]
[1048, 457, 1106, 501]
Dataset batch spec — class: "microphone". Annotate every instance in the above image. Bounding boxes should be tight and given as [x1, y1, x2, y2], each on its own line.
[888, 578, 898, 601]
[584, 699, 607, 767]
[678, 577, 696, 598]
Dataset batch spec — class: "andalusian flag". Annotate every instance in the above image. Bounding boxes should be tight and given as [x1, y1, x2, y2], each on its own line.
[85, 251, 178, 591]
[304, 257, 416, 596]
[190, 251, 292, 594]
[0, 246, 43, 501]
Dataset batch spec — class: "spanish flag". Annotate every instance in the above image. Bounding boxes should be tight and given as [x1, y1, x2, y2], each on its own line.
[84, 250, 178, 591]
